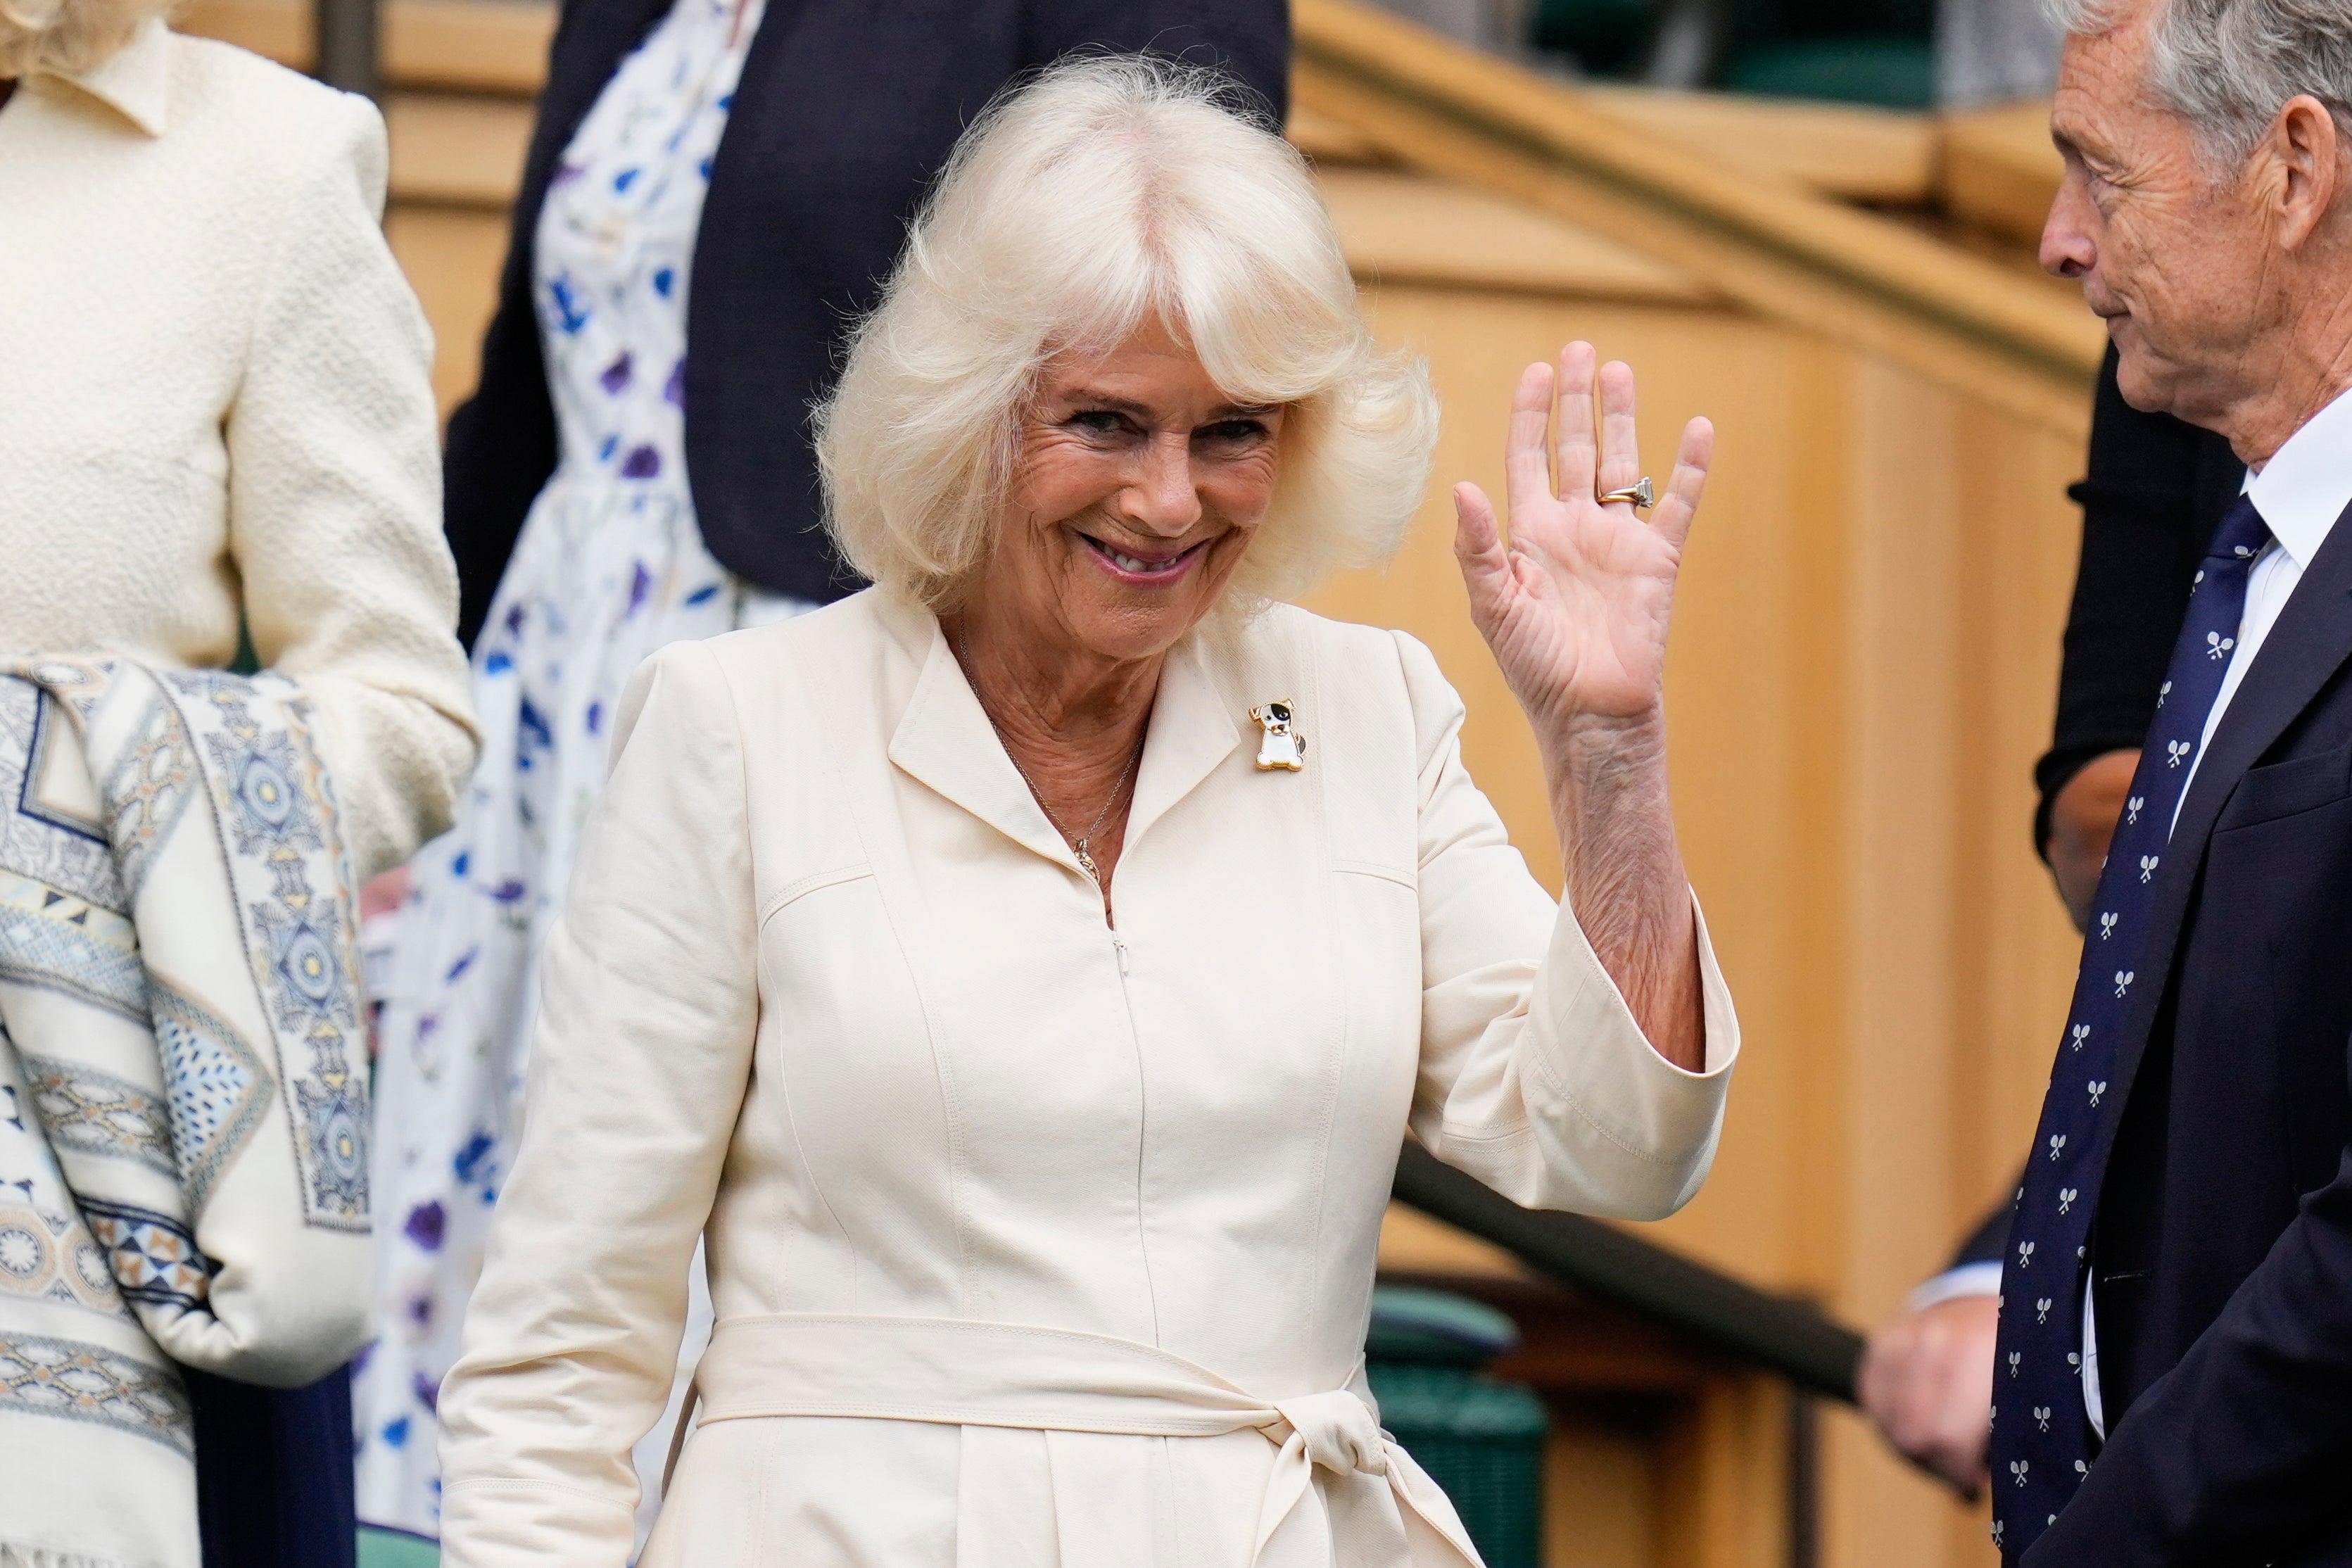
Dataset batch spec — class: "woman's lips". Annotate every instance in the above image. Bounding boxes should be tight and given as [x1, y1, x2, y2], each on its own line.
[1080, 533, 1203, 585]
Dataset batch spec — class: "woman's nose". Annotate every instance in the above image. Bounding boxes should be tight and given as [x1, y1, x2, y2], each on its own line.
[1120, 432, 1203, 536]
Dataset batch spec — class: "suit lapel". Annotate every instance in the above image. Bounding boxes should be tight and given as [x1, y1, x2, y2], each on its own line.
[2104, 496, 2352, 1111]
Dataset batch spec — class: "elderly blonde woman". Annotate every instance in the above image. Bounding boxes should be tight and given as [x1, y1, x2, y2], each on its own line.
[1, 2, 475, 1564]
[438, 57, 1736, 1568]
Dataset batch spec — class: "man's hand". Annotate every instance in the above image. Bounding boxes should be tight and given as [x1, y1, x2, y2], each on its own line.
[1859, 1294, 1999, 1497]
[2047, 748, 2139, 930]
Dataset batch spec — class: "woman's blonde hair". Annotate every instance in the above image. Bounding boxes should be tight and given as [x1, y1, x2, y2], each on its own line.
[816, 54, 1439, 612]
[0, 0, 168, 79]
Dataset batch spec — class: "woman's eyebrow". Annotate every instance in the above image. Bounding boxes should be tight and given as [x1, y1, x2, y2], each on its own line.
[1058, 389, 1152, 417]
[1054, 390, 1276, 422]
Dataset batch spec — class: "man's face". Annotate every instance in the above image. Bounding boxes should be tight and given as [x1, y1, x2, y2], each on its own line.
[2041, 7, 2272, 425]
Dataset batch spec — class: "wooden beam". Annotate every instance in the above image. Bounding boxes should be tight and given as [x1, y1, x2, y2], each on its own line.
[1942, 99, 2063, 248]
[1292, 0, 2099, 437]
[1577, 84, 1938, 206]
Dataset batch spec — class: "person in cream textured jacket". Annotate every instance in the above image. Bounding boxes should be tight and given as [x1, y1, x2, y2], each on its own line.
[1, 6, 476, 1563]
[438, 57, 1737, 1568]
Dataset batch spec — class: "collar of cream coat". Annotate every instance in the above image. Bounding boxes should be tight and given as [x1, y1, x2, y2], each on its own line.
[41, 17, 172, 136]
[878, 593, 1249, 876]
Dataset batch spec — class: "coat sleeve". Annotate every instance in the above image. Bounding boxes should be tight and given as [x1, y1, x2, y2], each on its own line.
[2022, 1142, 2352, 1567]
[1397, 632, 1738, 1222]
[436, 640, 760, 1567]
[225, 91, 479, 879]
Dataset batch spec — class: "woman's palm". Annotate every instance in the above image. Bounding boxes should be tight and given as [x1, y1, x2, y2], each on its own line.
[1455, 346, 1712, 730]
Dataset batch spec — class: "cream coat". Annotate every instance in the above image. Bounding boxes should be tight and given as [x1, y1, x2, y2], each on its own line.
[0, 23, 476, 878]
[438, 590, 1739, 1567]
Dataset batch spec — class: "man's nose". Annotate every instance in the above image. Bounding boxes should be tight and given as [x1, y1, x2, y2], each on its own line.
[1120, 433, 1203, 536]
[2040, 167, 2098, 279]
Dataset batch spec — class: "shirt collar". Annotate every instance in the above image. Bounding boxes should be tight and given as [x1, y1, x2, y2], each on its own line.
[44, 18, 172, 137]
[2244, 380, 2352, 572]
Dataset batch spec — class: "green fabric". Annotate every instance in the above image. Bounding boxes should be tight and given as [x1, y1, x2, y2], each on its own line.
[358, 1526, 439, 1568]
[1369, 1362, 1548, 1568]
[1720, 37, 1937, 107]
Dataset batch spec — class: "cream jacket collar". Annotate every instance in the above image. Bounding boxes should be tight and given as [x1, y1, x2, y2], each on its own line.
[41, 18, 172, 136]
[879, 597, 1246, 878]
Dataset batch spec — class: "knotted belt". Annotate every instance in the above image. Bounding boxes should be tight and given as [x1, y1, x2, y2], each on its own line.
[676, 1313, 1484, 1567]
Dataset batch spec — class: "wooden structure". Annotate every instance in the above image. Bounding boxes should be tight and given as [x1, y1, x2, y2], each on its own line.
[167, 1, 2093, 1560]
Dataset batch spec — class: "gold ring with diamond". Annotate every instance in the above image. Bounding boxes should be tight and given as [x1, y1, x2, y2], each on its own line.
[1597, 477, 1655, 510]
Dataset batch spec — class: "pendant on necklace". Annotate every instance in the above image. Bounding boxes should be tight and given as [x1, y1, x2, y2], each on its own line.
[1249, 700, 1306, 771]
[1073, 839, 1100, 881]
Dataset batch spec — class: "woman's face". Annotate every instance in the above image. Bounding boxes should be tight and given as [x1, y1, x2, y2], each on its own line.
[980, 318, 1285, 664]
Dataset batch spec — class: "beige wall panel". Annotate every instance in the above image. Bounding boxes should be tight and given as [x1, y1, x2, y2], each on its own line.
[1841, 357, 1968, 1322]
[1656, 1376, 1788, 1568]
[1545, 1407, 1660, 1568]
[1945, 401, 2087, 1218]
[385, 206, 511, 419]
[1821, 1404, 1994, 1568]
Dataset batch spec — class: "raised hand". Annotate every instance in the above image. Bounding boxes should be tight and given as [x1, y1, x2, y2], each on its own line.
[1453, 342, 1712, 738]
[1454, 342, 1712, 1071]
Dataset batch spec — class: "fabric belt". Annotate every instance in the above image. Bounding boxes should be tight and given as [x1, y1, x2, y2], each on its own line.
[676, 1313, 1484, 1567]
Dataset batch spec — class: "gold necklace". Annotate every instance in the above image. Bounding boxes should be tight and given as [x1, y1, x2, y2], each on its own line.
[956, 630, 1145, 883]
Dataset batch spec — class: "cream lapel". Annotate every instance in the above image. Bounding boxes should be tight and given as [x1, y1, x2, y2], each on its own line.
[885, 613, 1246, 871]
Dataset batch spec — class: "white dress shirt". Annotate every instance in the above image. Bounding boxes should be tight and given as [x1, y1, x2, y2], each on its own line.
[1914, 381, 2352, 1440]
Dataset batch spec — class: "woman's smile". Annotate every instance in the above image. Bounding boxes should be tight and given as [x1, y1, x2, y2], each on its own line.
[1075, 529, 1207, 585]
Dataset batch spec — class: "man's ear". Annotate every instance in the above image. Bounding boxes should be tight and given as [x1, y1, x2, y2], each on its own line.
[2265, 94, 2346, 253]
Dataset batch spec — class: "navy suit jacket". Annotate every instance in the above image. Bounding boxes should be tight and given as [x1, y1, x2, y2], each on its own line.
[442, 0, 1291, 646]
[2023, 495, 2352, 1567]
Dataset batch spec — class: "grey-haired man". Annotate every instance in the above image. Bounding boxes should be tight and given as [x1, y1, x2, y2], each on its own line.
[1981, 0, 2352, 1562]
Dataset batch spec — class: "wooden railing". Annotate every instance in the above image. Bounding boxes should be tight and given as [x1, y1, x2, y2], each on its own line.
[1291, 0, 2100, 435]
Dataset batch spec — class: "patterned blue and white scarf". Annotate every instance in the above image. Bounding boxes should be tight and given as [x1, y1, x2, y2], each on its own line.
[0, 657, 369, 1568]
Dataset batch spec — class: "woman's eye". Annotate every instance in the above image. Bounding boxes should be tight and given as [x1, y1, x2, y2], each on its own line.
[1070, 410, 1125, 436]
[1201, 419, 1267, 444]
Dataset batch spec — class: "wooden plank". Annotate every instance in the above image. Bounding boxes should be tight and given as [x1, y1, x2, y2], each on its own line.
[384, 0, 553, 93]
[177, 0, 555, 91]
[176, 0, 310, 64]
[1287, 103, 1386, 165]
[1318, 166, 1709, 301]
[1942, 99, 2063, 248]
[385, 91, 533, 206]
[1578, 84, 1937, 205]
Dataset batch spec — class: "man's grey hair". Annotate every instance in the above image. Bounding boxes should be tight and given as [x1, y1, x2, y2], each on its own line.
[2047, 0, 2352, 173]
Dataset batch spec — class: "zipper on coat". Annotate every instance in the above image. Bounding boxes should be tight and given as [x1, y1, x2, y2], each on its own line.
[1108, 923, 1158, 1340]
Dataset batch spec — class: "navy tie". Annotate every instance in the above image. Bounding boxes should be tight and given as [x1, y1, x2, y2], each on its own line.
[1990, 495, 2272, 1560]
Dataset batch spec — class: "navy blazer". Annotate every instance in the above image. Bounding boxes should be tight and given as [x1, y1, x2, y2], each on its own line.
[442, 0, 1291, 646]
[2023, 495, 2352, 1567]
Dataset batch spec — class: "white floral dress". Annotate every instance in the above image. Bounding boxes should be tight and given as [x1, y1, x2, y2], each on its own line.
[352, 0, 798, 1544]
